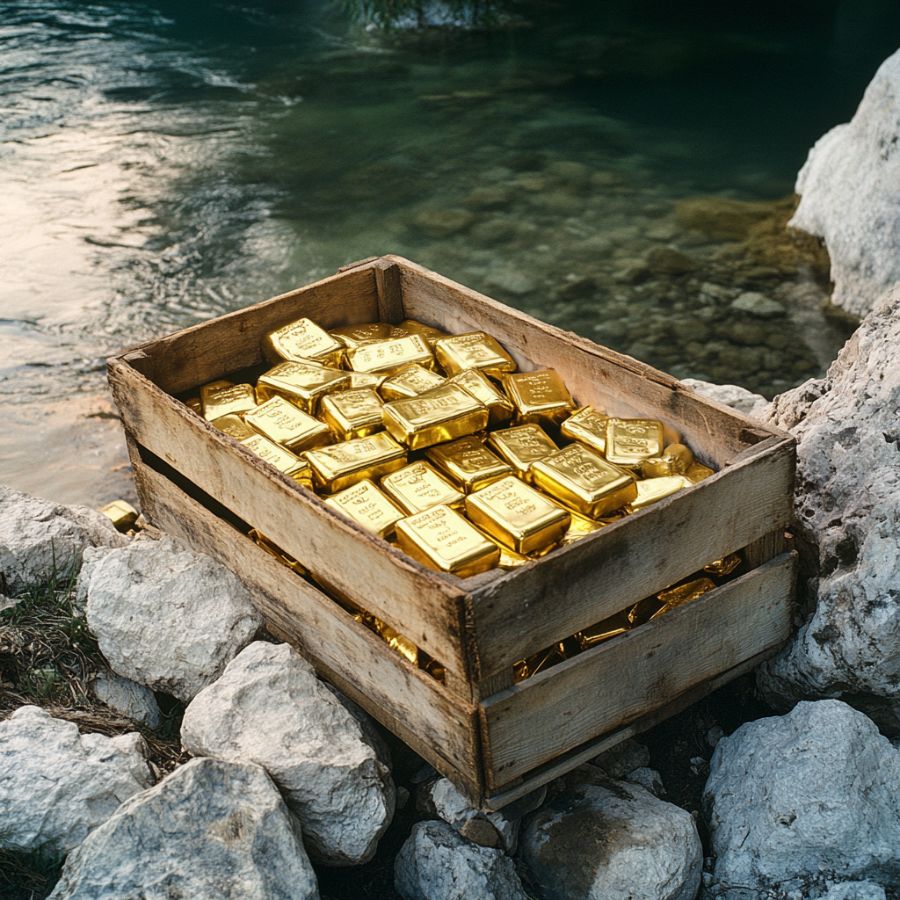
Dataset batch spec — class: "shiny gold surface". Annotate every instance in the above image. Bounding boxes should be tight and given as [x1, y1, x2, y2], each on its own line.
[185, 396, 203, 416]
[629, 475, 691, 511]
[502, 369, 574, 426]
[640, 443, 695, 478]
[604, 417, 665, 468]
[379, 364, 446, 400]
[200, 382, 256, 420]
[560, 406, 609, 455]
[399, 318, 448, 347]
[240, 433, 312, 486]
[395, 505, 499, 577]
[382, 384, 488, 450]
[324, 479, 405, 539]
[487, 424, 558, 480]
[248, 528, 306, 574]
[627, 595, 665, 626]
[653, 577, 717, 617]
[100, 499, 139, 532]
[531, 444, 637, 518]
[426, 436, 513, 492]
[345, 334, 434, 376]
[210, 413, 257, 440]
[703, 552, 742, 577]
[256, 361, 350, 414]
[380, 461, 464, 515]
[319, 388, 385, 441]
[465, 475, 570, 555]
[330, 322, 406, 349]
[513, 641, 569, 683]
[245, 396, 332, 452]
[263, 317, 344, 367]
[348, 372, 386, 390]
[304, 431, 406, 492]
[574, 611, 631, 649]
[561, 509, 607, 545]
[448, 368, 514, 427]
[433, 331, 516, 378]
[685, 461, 716, 483]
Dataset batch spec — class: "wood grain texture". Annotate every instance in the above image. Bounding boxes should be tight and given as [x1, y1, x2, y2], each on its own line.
[375, 260, 405, 324]
[479, 552, 795, 789]
[109, 358, 472, 688]
[133, 456, 482, 791]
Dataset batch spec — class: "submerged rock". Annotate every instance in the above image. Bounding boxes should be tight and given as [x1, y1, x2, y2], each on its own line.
[181, 641, 394, 865]
[791, 49, 900, 318]
[49, 757, 319, 900]
[0, 706, 152, 856]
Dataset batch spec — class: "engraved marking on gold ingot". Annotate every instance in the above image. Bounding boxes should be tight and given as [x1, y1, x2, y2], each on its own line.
[604, 418, 665, 468]
[319, 388, 385, 441]
[380, 461, 464, 515]
[382, 384, 488, 450]
[263, 317, 344, 367]
[503, 369, 574, 426]
[330, 322, 407, 349]
[240, 433, 312, 486]
[324, 479, 404, 539]
[346, 334, 434, 376]
[245, 396, 332, 452]
[379, 364, 447, 401]
[256, 361, 350, 414]
[561, 406, 609, 455]
[487, 424, 558, 480]
[304, 432, 406, 492]
[200, 382, 257, 420]
[426, 436, 513, 492]
[448, 368, 514, 427]
[433, 331, 516, 378]
[211, 413, 257, 440]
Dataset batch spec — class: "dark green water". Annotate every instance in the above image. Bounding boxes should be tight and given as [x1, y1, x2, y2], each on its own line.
[1, 0, 896, 504]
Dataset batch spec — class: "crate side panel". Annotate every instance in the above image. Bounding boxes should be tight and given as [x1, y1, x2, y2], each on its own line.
[133, 456, 482, 790]
[479, 552, 794, 789]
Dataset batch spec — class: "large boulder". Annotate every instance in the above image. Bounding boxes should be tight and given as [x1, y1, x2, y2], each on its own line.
[703, 700, 900, 894]
[181, 641, 394, 865]
[790, 49, 900, 317]
[85, 537, 261, 702]
[0, 706, 152, 856]
[394, 820, 528, 900]
[519, 771, 702, 900]
[680, 378, 770, 420]
[49, 757, 319, 900]
[0, 486, 126, 594]
[757, 288, 900, 719]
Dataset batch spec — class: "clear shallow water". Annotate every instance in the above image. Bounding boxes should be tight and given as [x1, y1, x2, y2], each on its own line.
[1, 0, 896, 505]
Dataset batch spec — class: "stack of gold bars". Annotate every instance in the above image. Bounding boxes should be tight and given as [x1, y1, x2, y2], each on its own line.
[185, 316, 741, 683]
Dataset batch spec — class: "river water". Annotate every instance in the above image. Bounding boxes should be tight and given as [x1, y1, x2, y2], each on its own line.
[1, 0, 896, 506]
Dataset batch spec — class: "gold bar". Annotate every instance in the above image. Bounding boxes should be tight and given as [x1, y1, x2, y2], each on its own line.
[100, 499, 139, 532]
[245, 396, 331, 452]
[380, 364, 446, 401]
[348, 372, 387, 391]
[685, 461, 716, 483]
[248, 529, 306, 574]
[382, 384, 488, 450]
[466, 475, 570, 555]
[640, 443, 695, 478]
[319, 389, 385, 441]
[574, 611, 630, 650]
[495, 543, 531, 568]
[513, 641, 569, 683]
[448, 369, 514, 427]
[324, 479, 404, 539]
[346, 335, 434, 376]
[629, 475, 691, 511]
[330, 322, 407, 349]
[185, 396, 202, 416]
[380, 461, 464, 515]
[532, 444, 637, 518]
[487, 424, 557, 481]
[433, 331, 516, 378]
[627, 595, 665, 626]
[304, 432, 406, 492]
[503, 369, 574, 427]
[201, 382, 256, 420]
[395, 505, 499, 577]
[703, 552, 742, 578]
[560, 406, 609, 455]
[210, 414, 257, 440]
[426, 436, 513, 493]
[240, 433, 312, 486]
[653, 577, 717, 617]
[263, 317, 344, 367]
[562, 509, 607, 545]
[374, 620, 419, 666]
[604, 418, 665, 468]
[399, 319, 448, 347]
[256, 361, 351, 414]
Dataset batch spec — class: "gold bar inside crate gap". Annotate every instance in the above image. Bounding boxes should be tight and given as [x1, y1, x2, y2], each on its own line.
[330, 322, 407, 349]
[211, 414, 257, 440]
[380, 364, 446, 401]
[686, 461, 716, 483]
[395, 504, 499, 577]
[604, 417, 665, 468]
[426, 436, 513, 492]
[487, 424, 558, 481]
[346, 334, 434, 376]
[245, 396, 332, 452]
[324, 479, 404, 539]
[256, 361, 350, 414]
[629, 475, 691, 511]
[561, 406, 609, 455]
[382, 384, 488, 451]
[503, 369, 574, 427]
[263, 317, 344, 367]
[704, 552, 742, 577]
[640, 443, 695, 478]
[575, 610, 631, 650]
[433, 331, 516, 378]
[248, 528, 306, 574]
[240, 433, 312, 486]
[319, 388, 385, 441]
[465, 475, 570, 555]
[513, 641, 569, 683]
[200, 382, 256, 420]
[447, 369, 514, 427]
[532, 444, 637, 518]
[653, 577, 717, 618]
[304, 432, 406, 492]
[185, 396, 202, 416]
[380, 461, 464, 515]
[399, 319, 448, 347]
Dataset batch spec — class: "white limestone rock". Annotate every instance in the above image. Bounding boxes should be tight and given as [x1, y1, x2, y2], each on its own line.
[49, 757, 319, 900]
[703, 700, 900, 893]
[520, 774, 702, 900]
[181, 641, 395, 865]
[0, 706, 152, 856]
[680, 378, 770, 419]
[0, 485, 126, 594]
[89, 670, 162, 730]
[790, 49, 900, 317]
[822, 883, 887, 900]
[395, 820, 528, 900]
[85, 537, 261, 702]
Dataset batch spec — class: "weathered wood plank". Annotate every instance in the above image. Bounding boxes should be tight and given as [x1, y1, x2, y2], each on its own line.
[109, 359, 472, 688]
[375, 260, 405, 324]
[133, 456, 482, 791]
[479, 552, 794, 789]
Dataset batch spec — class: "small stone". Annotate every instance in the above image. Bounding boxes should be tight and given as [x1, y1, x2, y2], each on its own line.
[592, 739, 651, 777]
[470, 217, 517, 246]
[644, 246, 698, 275]
[544, 159, 591, 186]
[90, 671, 162, 730]
[412, 208, 475, 238]
[730, 291, 787, 318]
[462, 185, 512, 210]
[706, 725, 725, 749]
[484, 266, 536, 297]
[626, 767, 666, 797]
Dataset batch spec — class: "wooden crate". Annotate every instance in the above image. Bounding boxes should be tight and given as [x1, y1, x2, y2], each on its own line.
[108, 255, 796, 809]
